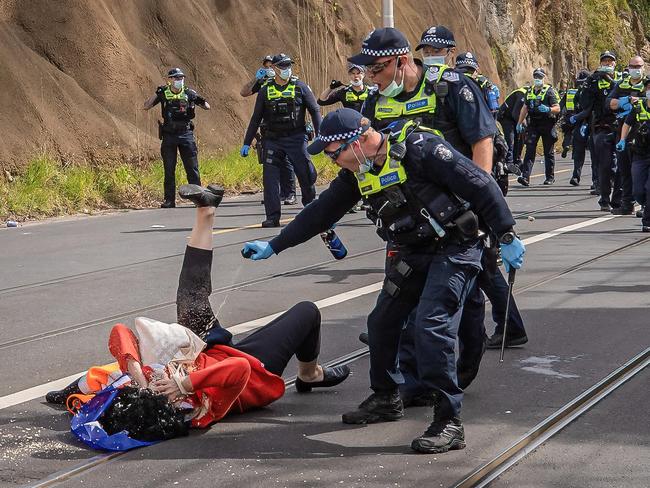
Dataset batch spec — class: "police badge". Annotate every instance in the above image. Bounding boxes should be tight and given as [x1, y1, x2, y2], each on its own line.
[460, 86, 475, 102]
[433, 144, 453, 161]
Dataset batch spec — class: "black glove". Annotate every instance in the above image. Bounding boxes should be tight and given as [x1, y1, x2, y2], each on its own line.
[330, 80, 343, 90]
[155, 85, 165, 95]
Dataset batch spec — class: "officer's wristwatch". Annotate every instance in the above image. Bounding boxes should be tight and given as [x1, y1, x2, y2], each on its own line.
[498, 231, 517, 245]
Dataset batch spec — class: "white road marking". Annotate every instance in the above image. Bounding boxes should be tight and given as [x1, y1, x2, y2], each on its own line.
[0, 215, 617, 411]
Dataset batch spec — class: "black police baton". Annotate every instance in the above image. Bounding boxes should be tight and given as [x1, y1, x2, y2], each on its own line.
[499, 267, 517, 363]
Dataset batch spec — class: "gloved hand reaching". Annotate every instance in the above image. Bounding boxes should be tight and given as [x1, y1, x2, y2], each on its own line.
[579, 124, 588, 138]
[618, 96, 633, 112]
[616, 139, 626, 152]
[500, 238, 525, 273]
[516, 123, 525, 134]
[240, 145, 250, 157]
[569, 115, 577, 125]
[330, 80, 344, 90]
[255, 68, 267, 80]
[241, 241, 275, 260]
[537, 104, 550, 113]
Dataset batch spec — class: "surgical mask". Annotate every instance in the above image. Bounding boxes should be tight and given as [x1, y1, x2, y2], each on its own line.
[533, 78, 544, 88]
[423, 55, 446, 67]
[379, 59, 405, 97]
[351, 142, 374, 174]
[351, 79, 364, 87]
[628, 68, 644, 80]
[598, 65, 615, 74]
[279, 68, 292, 80]
[265, 68, 275, 78]
[172, 79, 184, 90]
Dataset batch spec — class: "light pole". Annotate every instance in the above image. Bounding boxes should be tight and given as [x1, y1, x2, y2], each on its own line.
[382, 0, 394, 27]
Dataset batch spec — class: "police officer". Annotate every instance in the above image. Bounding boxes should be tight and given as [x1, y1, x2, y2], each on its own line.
[241, 109, 525, 453]
[572, 51, 621, 211]
[454, 52, 501, 118]
[241, 53, 321, 227]
[498, 85, 529, 173]
[618, 77, 650, 231]
[241, 55, 297, 206]
[144, 68, 210, 208]
[318, 64, 369, 112]
[516, 68, 561, 186]
[607, 55, 647, 215]
[562, 70, 591, 185]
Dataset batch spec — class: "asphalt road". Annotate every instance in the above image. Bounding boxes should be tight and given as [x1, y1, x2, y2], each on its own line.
[0, 158, 648, 488]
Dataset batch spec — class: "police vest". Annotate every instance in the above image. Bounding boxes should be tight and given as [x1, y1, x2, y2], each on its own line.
[357, 120, 474, 247]
[264, 81, 303, 133]
[373, 70, 439, 123]
[565, 88, 578, 111]
[161, 87, 195, 127]
[632, 102, 650, 150]
[344, 87, 368, 105]
[617, 79, 645, 95]
[526, 84, 555, 120]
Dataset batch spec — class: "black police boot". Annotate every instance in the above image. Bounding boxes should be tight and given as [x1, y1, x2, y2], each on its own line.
[505, 162, 522, 176]
[178, 184, 224, 208]
[569, 177, 579, 186]
[543, 177, 555, 185]
[611, 206, 634, 215]
[600, 204, 613, 212]
[261, 218, 281, 228]
[486, 331, 529, 349]
[402, 390, 438, 408]
[636, 207, 644, 218]
[161, 200, 175, 208]
[295, 365, 351, 393]
[283, 194, 297, 205]
[45, 378, 82, 405]
[342, 391, 404, 424]
[642, 226, 650, 233]
[561, 147, 569, 158]
[517, 176, 530, 187]
[411, 417, 466, 454]
[358, 332, 369, 345]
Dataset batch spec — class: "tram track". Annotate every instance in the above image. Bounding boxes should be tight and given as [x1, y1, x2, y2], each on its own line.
[19, 232, 650, 488]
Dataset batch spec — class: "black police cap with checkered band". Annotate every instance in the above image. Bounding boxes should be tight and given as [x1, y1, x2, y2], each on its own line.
[307, 108, 370, 155]
[415, 25, 456, 51]
[347, 28, 410, 66]
[455, 52, 479, 70]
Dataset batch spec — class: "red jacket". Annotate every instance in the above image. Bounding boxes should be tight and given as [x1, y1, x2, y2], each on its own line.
[109, 324, 285, 428]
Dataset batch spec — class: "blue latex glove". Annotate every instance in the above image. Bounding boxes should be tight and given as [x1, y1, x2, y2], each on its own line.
[255, 68, 267, 80]
[240, 145, 250, 157]
[241, 241, 275, 260]
[616, 139, 626, 152]
[569, 115, 577, 125]
[516, 123, 525, 134]
[579, 124, 588, 138]
[618, 96, 632, 111]
[500, 238, 525, 273]
[537, 104, 550, 113]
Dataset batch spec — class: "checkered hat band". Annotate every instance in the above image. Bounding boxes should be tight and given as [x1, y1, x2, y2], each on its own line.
[361, 46, 410, 57]
[422, 36, 454, 46]
[317, 126, 366, 143]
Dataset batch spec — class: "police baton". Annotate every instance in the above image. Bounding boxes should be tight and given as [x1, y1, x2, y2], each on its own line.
[499, 267, 517, 363]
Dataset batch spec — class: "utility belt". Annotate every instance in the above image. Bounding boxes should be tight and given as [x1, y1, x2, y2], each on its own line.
[159, 120, 194, 138]
[265, 126, 306, 139]
[631, 123, 650, 153]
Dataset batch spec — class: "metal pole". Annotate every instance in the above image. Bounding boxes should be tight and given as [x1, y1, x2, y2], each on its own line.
[382, 0, 394, 27]
[499, 268, 517, 362]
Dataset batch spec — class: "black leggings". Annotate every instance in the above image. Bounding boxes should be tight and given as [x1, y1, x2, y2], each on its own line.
[176, 246, 321, 376]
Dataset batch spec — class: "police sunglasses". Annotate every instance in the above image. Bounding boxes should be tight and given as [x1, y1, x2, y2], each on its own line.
[364, 57, 395, 75]
[323, 134, 362, 161]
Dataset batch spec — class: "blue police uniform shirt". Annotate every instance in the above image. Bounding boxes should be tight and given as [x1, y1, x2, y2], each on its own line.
[361, 61, 497, 157]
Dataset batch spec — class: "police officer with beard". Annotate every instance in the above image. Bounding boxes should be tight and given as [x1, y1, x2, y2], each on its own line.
[607, 55, 647, 215]
[572, 51, 622, 211]
[241, 54, 321, 227]
[144, 68, 210, 208]
[241, 108, 525, 453]
[516, 68, 561, 186]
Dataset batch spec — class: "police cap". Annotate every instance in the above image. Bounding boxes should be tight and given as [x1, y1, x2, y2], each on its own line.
[272, 53, 294, 67]
[167, 67, 185, 78]
[532, 67, 546, 79]
[455, 51, 479, 71]
[347, 63, 366, 73]
[415, 25, 456, 51]
[347, 28, 410, 66]
[600, 50, 617, 62]
[262, 55, 274, 64]
[307, 108, 370, 155]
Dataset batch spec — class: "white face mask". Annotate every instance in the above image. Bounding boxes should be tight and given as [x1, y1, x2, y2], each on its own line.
[628, 68, 644, 80]
[533, 78, 544, 88]
[598, 65, 615, 74]
[351, 79, 364, 87]
[279, 68, 292, 80]
[423, 55, 446, 67]
[379, 58, 405, 97]
[351, 142, 373, 174]
[265, 68, 275, 78]
[172, 79, 184, 90]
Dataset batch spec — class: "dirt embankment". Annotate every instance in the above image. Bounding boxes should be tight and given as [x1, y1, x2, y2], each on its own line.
[1, 0, 648, 171]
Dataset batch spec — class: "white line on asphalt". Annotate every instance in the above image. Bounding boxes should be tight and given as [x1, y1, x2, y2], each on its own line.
[0, 214, 617, 411]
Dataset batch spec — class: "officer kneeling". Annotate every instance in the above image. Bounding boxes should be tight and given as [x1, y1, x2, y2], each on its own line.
[241, 108, 525, 454]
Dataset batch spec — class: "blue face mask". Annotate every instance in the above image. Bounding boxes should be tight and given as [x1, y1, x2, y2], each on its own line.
[533, 78, 544, 88]
[598, 65, 615, 74]
[172, 79, 184, 90]
[279, 68, 292, 80]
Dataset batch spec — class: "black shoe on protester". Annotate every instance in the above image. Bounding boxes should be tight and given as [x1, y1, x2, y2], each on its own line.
[358, 332, 369, 345]
[342, 392, 404, 424]
[178, 184, 224, 208]
[411, 417, 466, 454]
[600, 204, 613, 212]
[261, 218, 281, 228]
[543, 177, 555, 185]
[283, 194, 297, 205]
[486, 332, 529, 349]
[45, 378, 82, 405]
[569, 177, 579, 186]
[517, 176, 530, 187]
[402, 390, 439, 408]
[295, 365, 351, 393]
[161, 200, 176, 208]
[505, 162, 522, 176]
[611, 206, 635, 215]
[561, 147, 569, 158]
